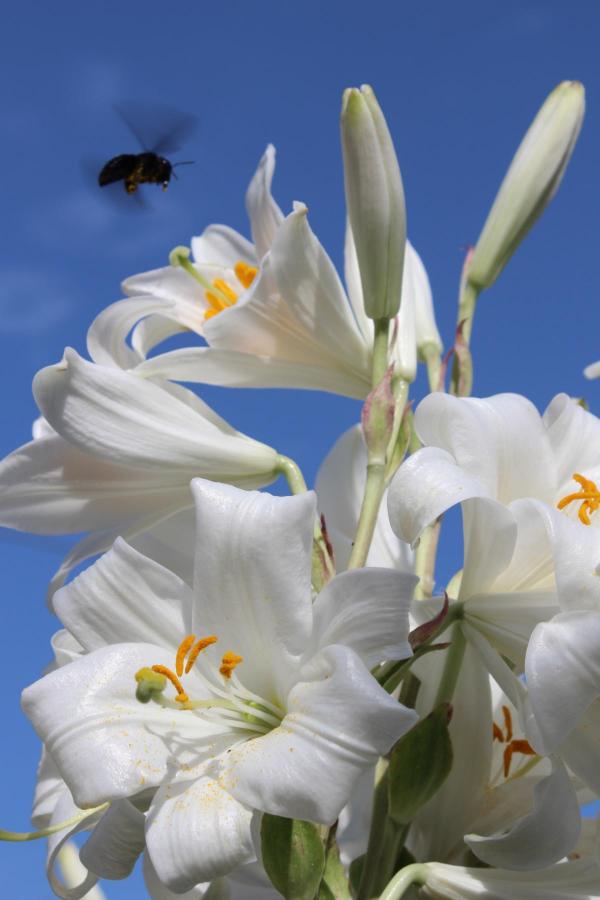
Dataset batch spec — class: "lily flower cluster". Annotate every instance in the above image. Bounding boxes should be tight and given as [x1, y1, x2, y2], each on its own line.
[1, 79, 597, 900]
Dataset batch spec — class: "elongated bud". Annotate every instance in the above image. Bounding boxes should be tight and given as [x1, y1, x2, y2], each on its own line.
[341, 85, 406, 319]
[469, 81, 585, 291]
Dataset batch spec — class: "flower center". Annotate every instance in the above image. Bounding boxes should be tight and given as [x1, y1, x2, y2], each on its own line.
[203, 261, 258, 320]
[492, 705, 536, 779]
[134, 633, 283, 736]
[557, 472, 600, 525]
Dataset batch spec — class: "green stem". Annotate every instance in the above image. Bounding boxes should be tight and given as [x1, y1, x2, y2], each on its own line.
[420, 343, 442, 393]
[275, 455, 308, 495]
[347, 460, 386, 569]
[434, 623, 466, 706]
[356, 761, 390, 900]
[372, 318, 391, 388]
[378, 864, 429, 900]
[450, 280, 479, 396]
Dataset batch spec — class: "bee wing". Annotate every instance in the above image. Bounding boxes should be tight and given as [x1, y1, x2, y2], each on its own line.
[114, 101, 198, 155]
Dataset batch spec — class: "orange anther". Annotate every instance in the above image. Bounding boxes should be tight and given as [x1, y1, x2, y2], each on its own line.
[220, 651, 243, 680]
[234, 261, 259, 289]
[175, 634, 196, 677]
[502, 706, 513, 743]
[185, 635, 218, 674]
[492, 722, 504, 742]
[557, 473, 600, 526]
[151, 665, 189, 703]
[503, 738, 535, 778]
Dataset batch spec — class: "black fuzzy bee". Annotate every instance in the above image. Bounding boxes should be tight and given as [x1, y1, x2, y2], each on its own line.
[98, 102, 196, 195]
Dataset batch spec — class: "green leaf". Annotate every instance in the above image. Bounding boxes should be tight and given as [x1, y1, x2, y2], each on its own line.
[261, 814, 326, 900]
[388, 703, 453, 824]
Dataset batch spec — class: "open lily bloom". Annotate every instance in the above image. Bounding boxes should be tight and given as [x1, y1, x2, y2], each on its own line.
[23, 480, 418, 892]
[388, 391, 600, 545]
[87, 146, 438, 397]
[0, 349, 280, 598]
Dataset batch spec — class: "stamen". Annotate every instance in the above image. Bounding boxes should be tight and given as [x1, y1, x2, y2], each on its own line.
[492, 722, 504, 742]
[185, 635, 218, 673]
[234, 260, 259, 289]
[151, 665, 189, 703]
[503, 738, 535, 778]
[557, 473, 600, 525]
[502, 705, 513, 743]
[220, 651, 244, 680]
[176, 634, 196, 677]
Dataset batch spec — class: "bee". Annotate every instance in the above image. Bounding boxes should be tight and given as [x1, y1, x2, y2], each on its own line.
[98, 102, 196, 195]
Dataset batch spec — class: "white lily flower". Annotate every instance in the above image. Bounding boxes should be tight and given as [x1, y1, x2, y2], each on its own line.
[23, 480, 418, 892]
[87, 147, 435, 397]
[0, 349, 280, 597]
[388, 391, 600, 544]
[584, 358, 600, 379]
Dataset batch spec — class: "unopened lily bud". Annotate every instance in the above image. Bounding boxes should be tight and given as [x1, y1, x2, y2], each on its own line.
[469, 81, 585, 291]
[341, 84, 407, 320]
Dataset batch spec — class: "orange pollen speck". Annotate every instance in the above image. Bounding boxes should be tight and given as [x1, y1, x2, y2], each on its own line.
[185, 636, 218, 674]
[557, 473, 600, 525]
[151, 665, 188, 703]
[176, 634, 197, 677]
[220, 651, 244, 680]
[234, 260, 258, 289]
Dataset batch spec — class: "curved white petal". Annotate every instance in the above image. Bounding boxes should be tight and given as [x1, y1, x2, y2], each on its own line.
[146, 772, 255, 891]
[244, 145, 284, 260]
[309, 567, 416, 668]
[316, 425, 413, 571]
[406, 242, 442, 353]
[122, 264, 205, 309]
[221, 645, 418, 824]
[53, 537, 192, 651]
[131, 313, 189, 361]
[143, 855, 228, 900]
[191, 224, 256, 268]
[388, 447, 490, 545]
[128, 507, 197, 585]
[134, 346, 370, 398]
[190, 480, 314, 699]
[80, 800, 145, 879]
[544, 393, 600, 491]
[414, 393, 557, 505]
[561, 701, 600, 796]
[424, 857, 600, 899]
[87, 296, 191, 369]
[32, 748, 68, 828]
[343, 222, 372, 343]
[46, 789, 101, 900]
[202, 206, 371, 398]
[584, 360, 600, 380]
[22, 643, 223, 808]
[33, 349, 277, 484]
[460, 498, 517, 599]
[526, 611, 600, 754]
[0, 434, 188, 535]
[465, 760, 580, 870]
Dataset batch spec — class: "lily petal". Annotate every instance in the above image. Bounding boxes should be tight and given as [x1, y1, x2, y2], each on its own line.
[190, 480, 314, 699]
[146, 772, 255, 892]
[310, 567, 416, 668]
[244, 144, 284, 260]
[80, 800, 145, 879]
[544, 393, 600, 490]
[22, 643, 224, 808]
[53, 537, 193, 652]
[143, 854, 228, 899]
[221, 645, 418, 824]
[465, 760, 580, 870]
[191, 224, 256, 269]
[46, 789, 101, 900]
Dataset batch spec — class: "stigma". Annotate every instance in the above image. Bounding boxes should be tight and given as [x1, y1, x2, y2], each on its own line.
[557, 473, 600, 525]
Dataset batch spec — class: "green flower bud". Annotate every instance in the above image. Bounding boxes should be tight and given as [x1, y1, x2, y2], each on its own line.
[469, 81, 585, 291]
[341, 85, 407, 320]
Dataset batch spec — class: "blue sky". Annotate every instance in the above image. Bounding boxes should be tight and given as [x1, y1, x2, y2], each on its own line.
[1, 0, 599, 895]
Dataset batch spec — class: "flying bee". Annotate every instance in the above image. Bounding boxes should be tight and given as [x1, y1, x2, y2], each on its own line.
[98, 102, 196, 195]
